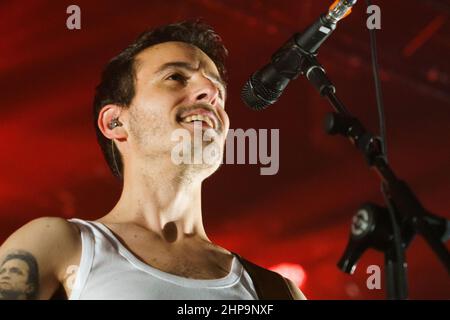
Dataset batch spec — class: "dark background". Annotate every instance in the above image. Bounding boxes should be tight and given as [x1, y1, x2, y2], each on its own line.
[1, 0, 449, 299]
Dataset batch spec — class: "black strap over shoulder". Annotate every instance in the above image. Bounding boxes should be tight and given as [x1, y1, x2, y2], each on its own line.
[233, 253, 294, 300]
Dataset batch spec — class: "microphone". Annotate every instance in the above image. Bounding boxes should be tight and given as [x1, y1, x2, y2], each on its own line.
[241, 0, 357, 110]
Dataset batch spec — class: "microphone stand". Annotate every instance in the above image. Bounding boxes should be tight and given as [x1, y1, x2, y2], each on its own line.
[298, 52, 450, 299]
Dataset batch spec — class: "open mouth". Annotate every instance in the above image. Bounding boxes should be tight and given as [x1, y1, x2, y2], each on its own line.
[180, 114, 215, 129]
[177, 108, 219, 131]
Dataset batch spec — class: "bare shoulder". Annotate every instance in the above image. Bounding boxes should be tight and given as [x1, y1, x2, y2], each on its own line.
[0, 217, 81, 299]
[1, 217, 80, 252]
[230, 252, 307, 300]
[284, 277, 307, 300]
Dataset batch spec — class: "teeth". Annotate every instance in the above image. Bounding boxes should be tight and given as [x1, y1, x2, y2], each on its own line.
[181, 114, 214, 128]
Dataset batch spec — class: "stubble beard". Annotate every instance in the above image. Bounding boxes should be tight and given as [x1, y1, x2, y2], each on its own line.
[129, 109, 224, 183]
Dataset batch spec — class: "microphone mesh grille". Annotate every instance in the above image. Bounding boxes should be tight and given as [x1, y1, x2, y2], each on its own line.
[241, 75, 281, 111]
[241, 81, 269, 111]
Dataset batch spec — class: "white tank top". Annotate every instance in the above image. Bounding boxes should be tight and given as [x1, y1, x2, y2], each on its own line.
[67, 218, 258, 300]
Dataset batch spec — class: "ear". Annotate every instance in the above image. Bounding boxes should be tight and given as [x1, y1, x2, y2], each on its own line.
[98, 104, 128, 141]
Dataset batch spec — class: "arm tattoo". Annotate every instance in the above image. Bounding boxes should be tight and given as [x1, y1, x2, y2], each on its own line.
[0, 250, 39, 300]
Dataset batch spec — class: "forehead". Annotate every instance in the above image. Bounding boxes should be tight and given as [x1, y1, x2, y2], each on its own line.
[134, 41, 220, 78]
[2, 259, 29, 270]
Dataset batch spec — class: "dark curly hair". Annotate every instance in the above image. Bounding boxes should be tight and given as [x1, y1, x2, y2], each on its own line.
[93, 20, 228, 180]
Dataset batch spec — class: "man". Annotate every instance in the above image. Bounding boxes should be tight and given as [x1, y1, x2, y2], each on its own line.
[0, 21, 305, 300]
[0, 251, 39, 299]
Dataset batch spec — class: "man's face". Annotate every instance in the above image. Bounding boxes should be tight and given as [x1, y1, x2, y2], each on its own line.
[0, 259, 32, 297]
[123, 41, 230, 177]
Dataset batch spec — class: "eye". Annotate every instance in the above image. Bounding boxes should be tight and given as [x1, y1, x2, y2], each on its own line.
[218, 88, 225, 101]
[10, 267, 23, 275]
[166, 73, 187, 84]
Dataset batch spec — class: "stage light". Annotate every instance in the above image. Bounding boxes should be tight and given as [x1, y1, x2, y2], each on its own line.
[269, 263, 307, 288]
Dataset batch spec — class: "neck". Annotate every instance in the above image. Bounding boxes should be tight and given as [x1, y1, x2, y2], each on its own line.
[102, 159, 209, 243]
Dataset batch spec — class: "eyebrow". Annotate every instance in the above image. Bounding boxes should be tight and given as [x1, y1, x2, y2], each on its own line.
[155, 61, 227, 95]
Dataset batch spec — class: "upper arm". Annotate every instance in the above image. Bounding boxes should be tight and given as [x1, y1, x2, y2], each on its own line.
[0, 217, 80, 300]
[284, 277, 307, 300]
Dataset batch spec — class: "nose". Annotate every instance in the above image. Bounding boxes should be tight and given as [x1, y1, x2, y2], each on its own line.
[193, 76, 220, 106]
